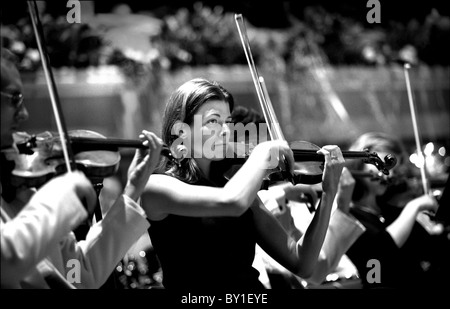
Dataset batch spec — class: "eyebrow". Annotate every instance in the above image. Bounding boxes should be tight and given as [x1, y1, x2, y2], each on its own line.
[204, 111, 222, 118]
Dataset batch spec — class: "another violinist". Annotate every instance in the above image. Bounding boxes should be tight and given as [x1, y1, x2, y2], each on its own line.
[342, 132, 442, 289]
[0, 47, 162, 289]
[140, 78, 345, 289]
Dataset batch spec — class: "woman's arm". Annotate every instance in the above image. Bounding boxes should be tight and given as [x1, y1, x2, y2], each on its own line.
[301, 166, 363, 285]
[305, 208, 365, 285]
[293, 145, 344, 278]
[254, 145, 344, 279]
[386, 194, 438, 247]
[141, 140, 295, 220]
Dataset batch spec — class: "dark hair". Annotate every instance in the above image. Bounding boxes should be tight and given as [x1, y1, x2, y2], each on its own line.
[229, 105, 267, 144]
[230, 105, 265, 126]
[160, 78, 234, 183]
[346, 132, 407, 202]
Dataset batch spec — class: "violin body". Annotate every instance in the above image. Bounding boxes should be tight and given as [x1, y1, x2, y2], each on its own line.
[220, 138, 395, 188]
[7, 130, 121, 188]
[290, 141, 324, 185]
[7, 129, 180, 189]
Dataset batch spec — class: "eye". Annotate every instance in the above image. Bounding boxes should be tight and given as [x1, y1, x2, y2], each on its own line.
[206, 118, 219, 125]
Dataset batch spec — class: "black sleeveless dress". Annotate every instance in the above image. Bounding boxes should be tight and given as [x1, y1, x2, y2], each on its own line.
[148, 177, 265, 290]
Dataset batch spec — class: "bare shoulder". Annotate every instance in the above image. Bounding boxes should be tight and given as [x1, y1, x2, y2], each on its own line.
[146, 173, 184, 188]
[144, 174, 191, 198]
[142, 174, 183, 220]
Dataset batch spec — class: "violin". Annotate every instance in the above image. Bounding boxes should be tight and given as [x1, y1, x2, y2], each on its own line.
[233, 14, 397, 188]
[289, 140, 396, 185]
[6, 130, 179, 189]
[220, 139, 396, 186]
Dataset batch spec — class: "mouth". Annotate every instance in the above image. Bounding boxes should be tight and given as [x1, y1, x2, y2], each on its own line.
[213, 142, 228, 149]
[211, 143, 228, 156]
[10, 124, 20, 131]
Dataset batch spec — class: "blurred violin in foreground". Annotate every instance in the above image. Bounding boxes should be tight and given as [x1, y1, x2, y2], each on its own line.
[3, 130, 179, 189]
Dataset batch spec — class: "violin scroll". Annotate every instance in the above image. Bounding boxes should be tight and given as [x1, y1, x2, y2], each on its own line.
[362, 150, 397, 176]
[382, 153, 398, 171]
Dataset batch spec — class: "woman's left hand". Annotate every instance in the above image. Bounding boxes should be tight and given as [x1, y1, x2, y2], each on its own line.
[317, 145, 345, 196]
[124, 130, 163, 201]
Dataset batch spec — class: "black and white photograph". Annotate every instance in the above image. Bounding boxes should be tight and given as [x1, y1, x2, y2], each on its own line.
[1, 0, 449, 304]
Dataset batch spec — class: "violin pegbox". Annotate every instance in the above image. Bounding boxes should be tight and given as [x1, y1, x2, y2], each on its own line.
[362, 149, 397, 176]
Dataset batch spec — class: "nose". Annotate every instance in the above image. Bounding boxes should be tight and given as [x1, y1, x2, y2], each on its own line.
[15, 105, 29, 123]
[220, 123, 230, 137]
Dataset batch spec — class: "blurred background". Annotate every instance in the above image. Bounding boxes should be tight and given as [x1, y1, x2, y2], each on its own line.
[1, 0, 449, 288]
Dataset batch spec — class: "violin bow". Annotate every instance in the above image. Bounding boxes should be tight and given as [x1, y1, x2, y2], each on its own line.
[403, 63, 430, 195]
[27, 2, 106, 238]
[27, 1, 75, 173]
[402, 63, 441, 234]
[234, 14, 323, 212]
[26, 1, 95, 287]
[234, 14, 284, 141]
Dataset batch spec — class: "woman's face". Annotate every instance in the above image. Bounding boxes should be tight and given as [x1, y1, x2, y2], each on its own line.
[187, 100, 231, 161]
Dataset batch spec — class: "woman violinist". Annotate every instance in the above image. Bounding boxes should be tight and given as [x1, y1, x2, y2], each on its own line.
[1, 47, 163, 289]
[140, 78, 345, 289]
[341, 132, 441, 289]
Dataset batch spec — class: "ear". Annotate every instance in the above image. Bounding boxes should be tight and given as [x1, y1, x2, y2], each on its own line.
[171, 144, 188, 161]
[170, 125, 189, 160]
[178, 129, 187, 139]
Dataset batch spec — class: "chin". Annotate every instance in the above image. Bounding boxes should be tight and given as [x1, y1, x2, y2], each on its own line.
[210, 145, 229, 159]
[376, 186, 388, 196]
[210, 157, 225, 162]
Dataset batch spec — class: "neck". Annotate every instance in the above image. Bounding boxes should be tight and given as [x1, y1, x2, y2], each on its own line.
[355, 194, 381, 216]
[195, 158, 211, 180]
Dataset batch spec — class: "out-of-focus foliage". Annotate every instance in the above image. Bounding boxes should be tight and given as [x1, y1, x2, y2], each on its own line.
[157, 3, 246, 69]
[1, 2, 449, 74]
[1, 10, 104, 71]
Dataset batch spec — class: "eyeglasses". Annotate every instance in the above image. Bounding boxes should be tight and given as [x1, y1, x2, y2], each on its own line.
[1, 92, 24, 110]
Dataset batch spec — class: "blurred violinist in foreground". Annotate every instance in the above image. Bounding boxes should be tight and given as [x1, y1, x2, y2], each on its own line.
[140, 78, 345, 289]
[1, 47, 162, 289]
[341, 132, 448, 289]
